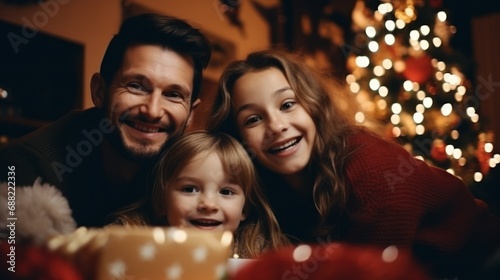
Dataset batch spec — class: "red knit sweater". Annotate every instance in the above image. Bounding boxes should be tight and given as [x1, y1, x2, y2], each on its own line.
[342, 128, 500, 277]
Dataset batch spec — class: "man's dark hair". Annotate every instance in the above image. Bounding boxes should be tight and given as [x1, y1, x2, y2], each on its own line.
[99, 13, 212, 101]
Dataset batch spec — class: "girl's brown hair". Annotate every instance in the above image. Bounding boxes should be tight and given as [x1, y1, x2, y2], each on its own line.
[208, 49, 357, 237]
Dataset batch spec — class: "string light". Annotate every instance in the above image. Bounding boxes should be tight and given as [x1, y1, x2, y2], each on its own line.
[349, 0, 494, 186]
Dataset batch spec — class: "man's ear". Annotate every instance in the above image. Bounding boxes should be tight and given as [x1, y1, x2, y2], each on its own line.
[90, 73, 107, 108]
[186, 98, 201, 128]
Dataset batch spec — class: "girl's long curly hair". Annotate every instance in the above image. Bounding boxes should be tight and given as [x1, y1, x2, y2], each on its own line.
[207, 49, 359, 237]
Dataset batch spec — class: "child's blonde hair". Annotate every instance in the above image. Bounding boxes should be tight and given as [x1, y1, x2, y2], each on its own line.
[113, 131, 289, 258]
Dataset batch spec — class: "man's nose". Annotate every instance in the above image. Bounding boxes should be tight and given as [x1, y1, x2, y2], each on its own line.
[139, 92, 163, 120]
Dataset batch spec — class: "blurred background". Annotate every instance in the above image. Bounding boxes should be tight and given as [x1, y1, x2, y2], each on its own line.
[1, 0, 499, 212]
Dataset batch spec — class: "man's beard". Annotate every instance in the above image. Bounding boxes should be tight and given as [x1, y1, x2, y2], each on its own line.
[107, 123, 187, 162]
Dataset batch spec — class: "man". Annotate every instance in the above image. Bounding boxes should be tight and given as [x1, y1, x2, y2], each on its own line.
[0, 14, 212, 227]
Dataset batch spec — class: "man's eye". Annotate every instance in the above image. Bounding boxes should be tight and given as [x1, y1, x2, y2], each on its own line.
[164, 91, 184, 100]
[127, 82, 147, 93]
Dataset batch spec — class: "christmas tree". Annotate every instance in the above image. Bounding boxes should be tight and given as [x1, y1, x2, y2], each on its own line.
[345, 0, 499, 186]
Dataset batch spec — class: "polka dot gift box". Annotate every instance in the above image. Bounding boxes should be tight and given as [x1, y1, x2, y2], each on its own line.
[47, 226, 233, 280]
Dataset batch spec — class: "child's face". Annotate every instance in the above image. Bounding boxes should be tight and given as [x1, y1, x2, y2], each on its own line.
[231, 67, 316, 176]
[165, 151, 246, 233]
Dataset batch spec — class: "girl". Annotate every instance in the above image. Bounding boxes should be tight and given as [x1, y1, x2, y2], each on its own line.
[112, 131, 289, 258]
[207, 49, 500, 278]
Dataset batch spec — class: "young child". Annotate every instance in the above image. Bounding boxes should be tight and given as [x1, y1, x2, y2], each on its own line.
[112, 131, 289, 258]
[207, 49, 500, 278]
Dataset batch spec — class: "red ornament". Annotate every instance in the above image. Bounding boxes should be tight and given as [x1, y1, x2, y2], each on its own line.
[403, 54, 434, 84]
[429, 0, 443, 9]
[0, 242, 82, 280]
[430, 139, 448, 162]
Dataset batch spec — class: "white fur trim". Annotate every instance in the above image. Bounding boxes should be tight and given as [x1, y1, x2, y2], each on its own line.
[0, 177, 77, 244]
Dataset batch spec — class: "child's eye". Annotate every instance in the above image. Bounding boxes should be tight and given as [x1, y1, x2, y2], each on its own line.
[181, 185, 199, 193]
[244, 116, 261, 126]
[280, 101, 295, 111]
[219, 188, 235, 196]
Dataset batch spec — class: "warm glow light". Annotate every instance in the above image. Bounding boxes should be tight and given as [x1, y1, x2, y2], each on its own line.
[350, 82, 360, 93]
[378, 3, 393, 14]
[474, 172, 483, 182]
[435, 71, 444, 81]
[416, 104, 425, 113]
[466, 107, 476, 117]
[403, 80, 413, 91]
[385, 34, 396, 45]
[433, 37, 442, 47]
[377, 99, 387, 109]
[485, 143, 494, 153]
[489, 158, 497, 168]
[355, 111, 365, 123]
[405, 7, 415, 18]
[394, 60, 405, 72]
[441, 103, 453, 116]
[396, 19, 406, 29]
[420, 40, 430, 50]
[412, 82, 420, 91]
[369, 78, 381, 90]
[458, 157, 466, 166]
[471, 114, 479, 123]
[455, 92, 463, 102]
[423, 97, 433, 108]
[368, 41, 380, 52]
[447, 168, 455, 175]
[446, 144, 454, 155]
[385, 20, 396, 31]
[374, 65, 385, 76]
[413, 112, 424, 124]
[391, 114, 401, 125]
[451, 130, 459, 140]
[417, 91, 426, 100]
[410, 30, 420, 40]
[453, 148, 462, 159]
[356, 56, 370, 68]
[420, 25, 430, 35]
[382, 59, 393, 69]
[366, 26, 377, 38]
[494, 154, 500, 163]
[379, 86, 389, 97]
[437, 11, 447, 22]
[392, 126, 401, 137]
[346, 74, 356, 84]
[457, 86, 466, 95]
[437, 61, 446, 71]
[443, 83, 451, 92]
[416, 124, 425, 135]
[392, 103, 402, 114]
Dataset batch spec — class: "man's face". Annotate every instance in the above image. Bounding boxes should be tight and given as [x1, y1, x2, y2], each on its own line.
[94, 45, 199, 160]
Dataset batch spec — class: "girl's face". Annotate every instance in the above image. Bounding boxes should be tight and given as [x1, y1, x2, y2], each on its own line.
[231, 67, 317, 176]
[165, 151, 246, 233]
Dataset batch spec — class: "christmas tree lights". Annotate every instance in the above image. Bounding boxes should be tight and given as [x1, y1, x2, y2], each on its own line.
[347, 0, 498, 186]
